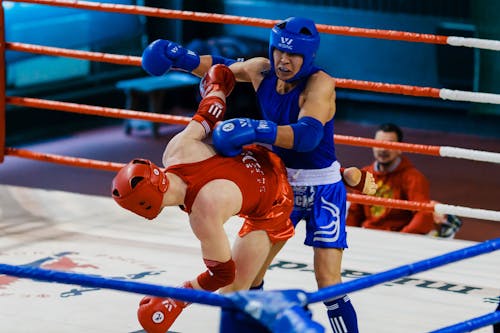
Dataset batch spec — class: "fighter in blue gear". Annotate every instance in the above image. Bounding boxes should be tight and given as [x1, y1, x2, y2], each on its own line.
[140, 17, 373, 332]
[214, 17, 359, 333]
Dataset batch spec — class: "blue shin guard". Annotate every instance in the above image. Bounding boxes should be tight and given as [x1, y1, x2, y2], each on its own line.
[324, 295, 359, 333]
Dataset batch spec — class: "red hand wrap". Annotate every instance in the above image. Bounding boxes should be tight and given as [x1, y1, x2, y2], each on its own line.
[137, 281, 192, 333]
[197, 258, 236, 291]
[192, 96, 226, 134]
[341, 167, 368, 192]
[351, 169, 367, 192]
[199, 64, 235, 98]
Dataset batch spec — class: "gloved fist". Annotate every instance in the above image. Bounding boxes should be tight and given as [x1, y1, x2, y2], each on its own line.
[192, 96, 227, 135]
[137, 281, 193, 333]
[199, 64, 236, 98]
[341, 167, 377, 195]
[141, 39, 200, 76]
[137, 295, 188, 333]
[213, 118, 277, 157]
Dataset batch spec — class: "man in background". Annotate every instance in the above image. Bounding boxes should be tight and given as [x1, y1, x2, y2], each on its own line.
[347, 123, 435, 234]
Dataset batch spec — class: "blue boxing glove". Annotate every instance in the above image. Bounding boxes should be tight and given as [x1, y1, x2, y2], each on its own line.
[141, 39, 200, 76]
[213, 118, 278, 157]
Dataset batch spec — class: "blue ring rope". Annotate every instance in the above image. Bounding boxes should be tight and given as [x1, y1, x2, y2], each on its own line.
[0, 263, 232, 307]
[307, 237, 499, 303]
[0, 238, 498, 307]
[428, 311, 500, 333]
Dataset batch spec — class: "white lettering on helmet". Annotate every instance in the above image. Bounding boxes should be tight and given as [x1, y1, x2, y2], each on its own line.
[278, 37, 294, 50]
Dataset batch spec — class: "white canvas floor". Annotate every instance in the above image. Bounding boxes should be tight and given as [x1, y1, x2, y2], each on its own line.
[0, 184, 498, 332]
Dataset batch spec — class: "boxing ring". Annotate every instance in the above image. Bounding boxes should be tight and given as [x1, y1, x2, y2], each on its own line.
[1, 1, 499, 332]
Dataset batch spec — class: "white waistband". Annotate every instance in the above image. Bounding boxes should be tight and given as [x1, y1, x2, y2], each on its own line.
[286, 161, 342, 186]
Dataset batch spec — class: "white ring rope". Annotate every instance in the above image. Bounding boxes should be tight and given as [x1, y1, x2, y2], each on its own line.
[438, 146, 500, 164]
[440, 89, 500, 104]
[447, 36, 500, 51]
[334, 134, 500, 164]
[434, 203, 500, 222]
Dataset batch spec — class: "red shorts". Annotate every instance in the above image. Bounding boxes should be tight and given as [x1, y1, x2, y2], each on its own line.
[238, 153, 294, 244]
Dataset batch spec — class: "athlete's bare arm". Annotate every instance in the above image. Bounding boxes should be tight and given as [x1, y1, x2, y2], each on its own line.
[228, 57, 269, 90]
[299, 71, 336, 124]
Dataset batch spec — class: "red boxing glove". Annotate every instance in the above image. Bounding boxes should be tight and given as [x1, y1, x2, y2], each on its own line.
[199, 64, 235, 98]
[192, 96, 226, 134]
[137, 282, 192, 333]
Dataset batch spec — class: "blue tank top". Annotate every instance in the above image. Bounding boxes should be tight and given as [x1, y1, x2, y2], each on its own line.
[256, 67, 337, 169]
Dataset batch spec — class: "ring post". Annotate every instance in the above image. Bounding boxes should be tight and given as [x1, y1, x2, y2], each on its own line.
[0, 0, 6, 162]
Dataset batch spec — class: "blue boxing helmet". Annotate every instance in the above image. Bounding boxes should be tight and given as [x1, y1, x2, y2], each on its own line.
[269, 17, 320, 82]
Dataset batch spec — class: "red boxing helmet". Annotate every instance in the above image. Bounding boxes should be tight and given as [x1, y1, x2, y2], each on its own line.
[111, 159, 169, 220]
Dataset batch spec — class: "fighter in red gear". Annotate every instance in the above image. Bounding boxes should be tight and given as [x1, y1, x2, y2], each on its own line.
[112, 64, 294, 333]
[139, 19, 378, 333]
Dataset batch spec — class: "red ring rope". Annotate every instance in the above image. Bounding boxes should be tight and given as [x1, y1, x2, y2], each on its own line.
[4, 42, 442, 99]
[1, 147, 438, 213]
[9, 0, 449, 45]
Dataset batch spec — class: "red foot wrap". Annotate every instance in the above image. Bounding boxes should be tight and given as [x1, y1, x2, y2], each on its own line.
[197, 258, 236, 291]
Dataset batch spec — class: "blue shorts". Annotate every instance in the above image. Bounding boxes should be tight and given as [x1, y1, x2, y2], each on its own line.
[290, 181, 348, 249]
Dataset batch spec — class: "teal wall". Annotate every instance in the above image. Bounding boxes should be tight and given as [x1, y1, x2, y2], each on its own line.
[472, 0, 500, 115]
